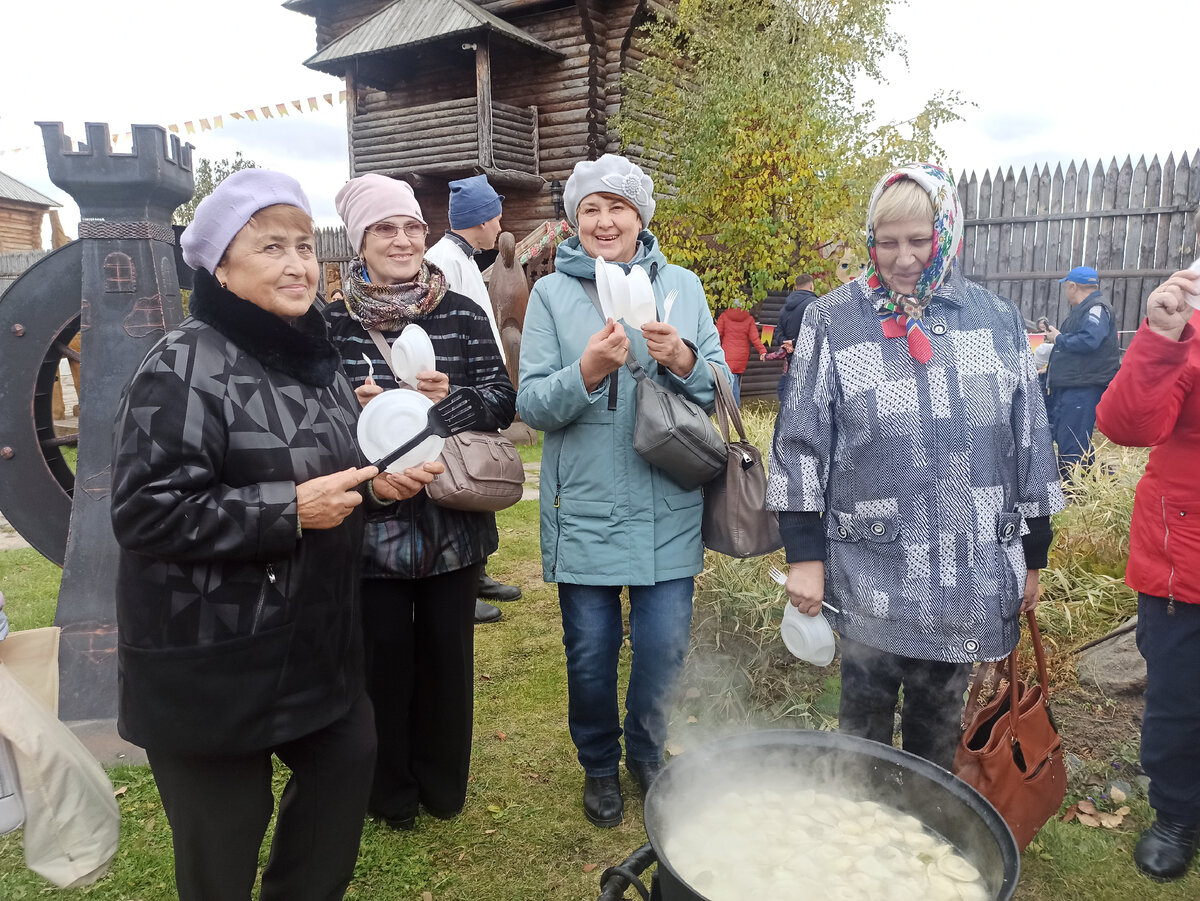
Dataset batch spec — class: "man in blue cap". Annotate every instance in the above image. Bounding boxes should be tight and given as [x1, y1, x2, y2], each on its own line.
[1043, 266, 1121, 480]
[426, 175, 521, 622]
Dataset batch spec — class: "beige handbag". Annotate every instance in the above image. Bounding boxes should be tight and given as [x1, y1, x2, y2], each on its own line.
[367, 329, 525, 512]
[427, 430, 525, 511]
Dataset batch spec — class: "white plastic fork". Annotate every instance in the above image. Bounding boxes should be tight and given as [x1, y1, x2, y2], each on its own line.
[361, 353, 376, 381]
[767, 565, 840, 614]
[662, 288, 678, 324]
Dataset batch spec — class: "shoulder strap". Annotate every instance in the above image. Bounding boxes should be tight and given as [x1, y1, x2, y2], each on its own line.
[367, 329, 397, 377]
[708, 361, 745, 443]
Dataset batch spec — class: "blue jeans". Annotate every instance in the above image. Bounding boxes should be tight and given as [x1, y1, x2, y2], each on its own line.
[729, 372, 741, 406]
[558, 578, 695, 776]
[1050, 384, 1105, 479]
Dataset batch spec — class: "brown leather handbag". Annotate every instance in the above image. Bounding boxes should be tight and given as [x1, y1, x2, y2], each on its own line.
[954, 610, 1067, 850]
[701, 363, 782, 558]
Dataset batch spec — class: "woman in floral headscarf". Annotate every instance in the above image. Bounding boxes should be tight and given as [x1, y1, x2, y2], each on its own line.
[767, 163, 1064, 769]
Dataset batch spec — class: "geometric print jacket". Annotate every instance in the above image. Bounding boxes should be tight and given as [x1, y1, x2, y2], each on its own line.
[767, 268, 1064, 663]
[111, 270, 369, 754]
[325, 289, 516, 580]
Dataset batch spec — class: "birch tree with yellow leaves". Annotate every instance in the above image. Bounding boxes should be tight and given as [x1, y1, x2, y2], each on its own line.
[616, 0, 962, 308]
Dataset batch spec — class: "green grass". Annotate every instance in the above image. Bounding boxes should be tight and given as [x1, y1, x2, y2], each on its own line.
[1, 421, 1196, 898]
[0, 549, 61, 631]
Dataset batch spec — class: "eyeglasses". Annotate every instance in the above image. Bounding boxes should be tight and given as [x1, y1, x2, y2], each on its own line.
[365, 222, 428, 240]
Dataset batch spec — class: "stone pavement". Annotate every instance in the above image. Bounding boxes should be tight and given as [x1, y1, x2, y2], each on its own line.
[521, 461, 540, 501]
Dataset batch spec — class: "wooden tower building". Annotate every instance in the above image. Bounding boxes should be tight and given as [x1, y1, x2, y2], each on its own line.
[288, 0, 663, 238]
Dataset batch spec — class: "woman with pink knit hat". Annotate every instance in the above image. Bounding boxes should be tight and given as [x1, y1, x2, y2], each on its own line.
[326, 173, 515, 831]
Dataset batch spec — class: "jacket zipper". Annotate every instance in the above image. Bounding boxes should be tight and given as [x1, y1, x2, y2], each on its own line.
[1161, 496, 1176, 613]
[551, 480, 561, 578]
[250, 564, 277, 634]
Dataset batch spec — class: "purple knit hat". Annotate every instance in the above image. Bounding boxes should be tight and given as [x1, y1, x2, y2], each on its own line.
[180, 169, 312, 274]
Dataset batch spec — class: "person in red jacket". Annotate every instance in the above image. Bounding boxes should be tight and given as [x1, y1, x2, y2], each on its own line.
[1095, 254, 1200, 883]
[716, 302, 767, 405]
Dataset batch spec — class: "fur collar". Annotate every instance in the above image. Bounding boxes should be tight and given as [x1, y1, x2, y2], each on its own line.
[189, 268, 341, 387]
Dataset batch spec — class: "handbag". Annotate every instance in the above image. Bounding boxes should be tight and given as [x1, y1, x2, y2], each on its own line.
[954, 610, 1067, 850]
[702, 362, 783, 557]
[426, 430, 525, 511]
[368, 329, 524, 512]
[581, 281, 726, 491]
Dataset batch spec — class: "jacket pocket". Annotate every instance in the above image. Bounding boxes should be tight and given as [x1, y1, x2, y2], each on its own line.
[119, 623, 296, 755]
[826, 510, 904, 619]
[663, 490, 703, 512]
[827, 511, 901, 545]
[996, 511, 1026, 618]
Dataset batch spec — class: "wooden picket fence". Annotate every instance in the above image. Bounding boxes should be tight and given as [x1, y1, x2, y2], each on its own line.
[957, 151, 1200, 335]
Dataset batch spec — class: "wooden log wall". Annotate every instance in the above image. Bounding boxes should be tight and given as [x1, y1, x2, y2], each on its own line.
[309, 0, 679, 240]
[0, 203, 46, 253]
[958, 151, 1200, 339]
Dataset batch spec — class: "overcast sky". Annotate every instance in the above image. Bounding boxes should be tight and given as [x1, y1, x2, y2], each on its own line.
[1, 0, 1194, 238]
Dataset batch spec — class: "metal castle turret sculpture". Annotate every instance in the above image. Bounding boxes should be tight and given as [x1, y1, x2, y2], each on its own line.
[25, 123, 193, 719]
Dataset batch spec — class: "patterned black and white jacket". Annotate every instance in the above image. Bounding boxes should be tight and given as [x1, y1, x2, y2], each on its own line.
[325, 289, 516, 579]
[111, 268, 368, 755]
[767, 268, 1065, 664]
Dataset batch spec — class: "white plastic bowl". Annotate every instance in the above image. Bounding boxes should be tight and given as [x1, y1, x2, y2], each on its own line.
[780, 603, 836, 666]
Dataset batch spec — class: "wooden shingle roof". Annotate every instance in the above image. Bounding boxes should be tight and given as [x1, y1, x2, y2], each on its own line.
[0, 171, 60, 208]
[303, 0, 562, 74]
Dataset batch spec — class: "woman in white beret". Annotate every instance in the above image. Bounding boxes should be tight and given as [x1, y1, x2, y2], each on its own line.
[517, 154, 729, 828]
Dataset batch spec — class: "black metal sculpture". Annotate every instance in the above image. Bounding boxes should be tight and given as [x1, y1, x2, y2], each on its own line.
[0, 122, 193, 719]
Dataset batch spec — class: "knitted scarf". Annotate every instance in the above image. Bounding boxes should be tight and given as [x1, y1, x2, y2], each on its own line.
[341, 256, 448, 330]
[865, 162, 964, 363]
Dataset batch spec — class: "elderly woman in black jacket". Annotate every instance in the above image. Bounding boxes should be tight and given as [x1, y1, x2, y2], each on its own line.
[327, 174, 516, 831]
[111, 169, 440, 901]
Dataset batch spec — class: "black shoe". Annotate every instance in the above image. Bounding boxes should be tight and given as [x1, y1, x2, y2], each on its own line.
[368, 804, 417, 831]
[583, 774, 624, 828]
[474, 599, 502, 624]
[478, 573, 522, 602]
[626, 758, 665, 795]
[1135, 816, 1200, 881]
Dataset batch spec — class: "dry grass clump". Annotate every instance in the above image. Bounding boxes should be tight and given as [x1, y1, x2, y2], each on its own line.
[691, 407, 1146, 712]
[1038, 441, 1142, 645]
[686, 552, 837, 730]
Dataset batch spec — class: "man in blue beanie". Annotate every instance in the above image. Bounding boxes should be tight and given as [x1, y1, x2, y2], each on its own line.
[1043, 266, 1121, 480]
[425, 175, 521, 621]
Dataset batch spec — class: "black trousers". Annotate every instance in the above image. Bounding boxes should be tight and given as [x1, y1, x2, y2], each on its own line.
[146, 692, 376, 901]
[362, 562, 482, 820]
[1137, 593, 1200, 824]
[838, 636, 971, 771]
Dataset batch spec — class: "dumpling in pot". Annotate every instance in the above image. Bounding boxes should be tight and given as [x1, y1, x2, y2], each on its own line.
[937, 854, 982, 884]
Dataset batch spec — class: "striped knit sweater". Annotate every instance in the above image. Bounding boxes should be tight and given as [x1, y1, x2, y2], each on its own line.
[324, 290, 516, 579]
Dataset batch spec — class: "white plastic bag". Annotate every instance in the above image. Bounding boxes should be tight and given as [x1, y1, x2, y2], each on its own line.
[0, 627, 120, 888]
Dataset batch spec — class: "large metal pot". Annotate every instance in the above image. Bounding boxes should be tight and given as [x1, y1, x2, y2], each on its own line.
[642, 730, 1020, 901]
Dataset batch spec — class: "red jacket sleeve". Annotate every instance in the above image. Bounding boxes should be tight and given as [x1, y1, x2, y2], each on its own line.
[1096, 320, 1195, 447]
[747, 318, 767, 355]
